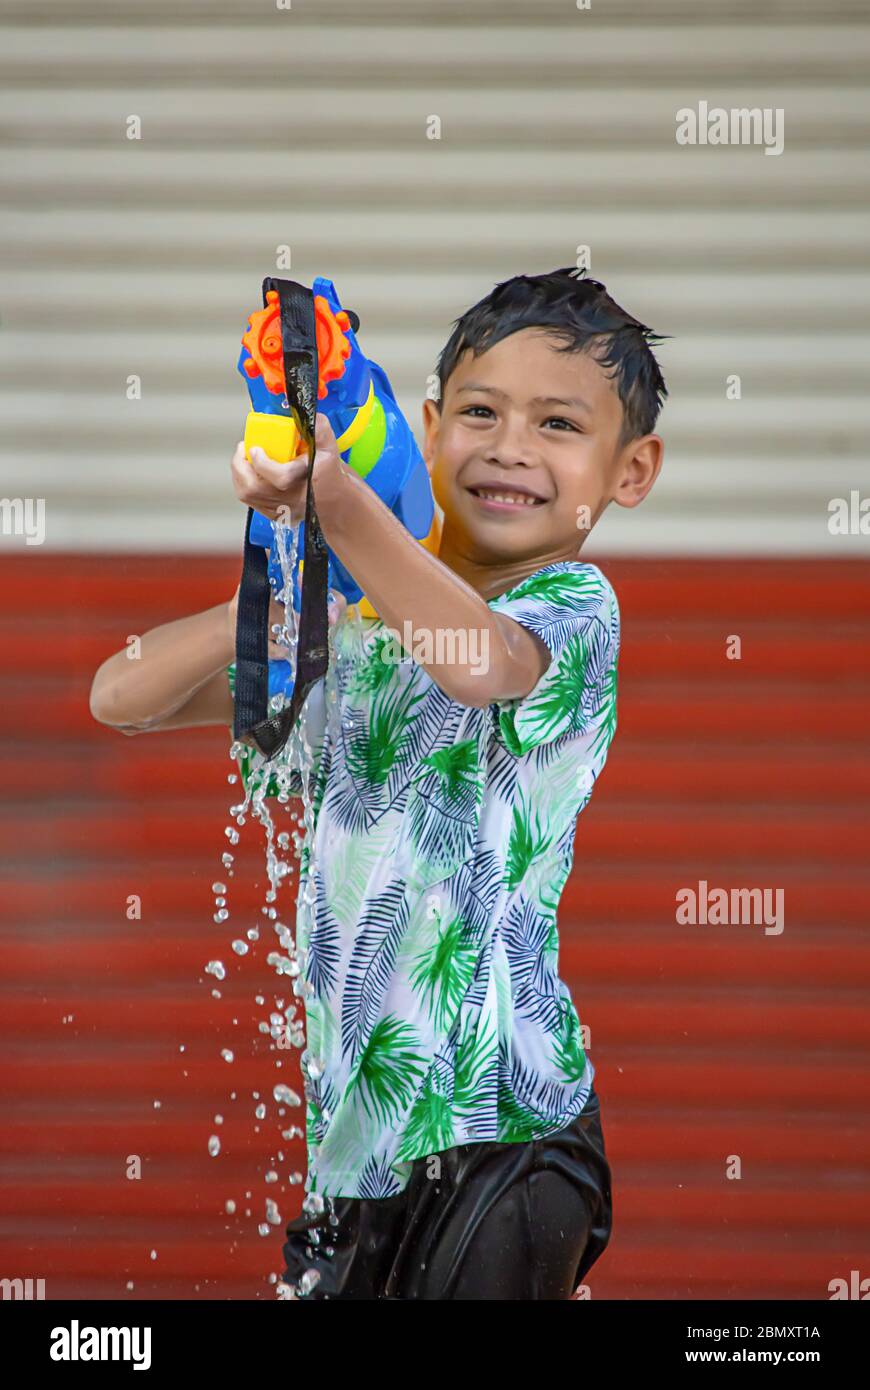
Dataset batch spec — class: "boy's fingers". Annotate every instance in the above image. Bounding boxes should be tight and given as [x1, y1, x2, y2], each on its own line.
[250, 448, 307, 490]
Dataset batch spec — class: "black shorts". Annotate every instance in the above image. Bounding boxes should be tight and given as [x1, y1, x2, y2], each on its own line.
[280, 1085, 613, 1300]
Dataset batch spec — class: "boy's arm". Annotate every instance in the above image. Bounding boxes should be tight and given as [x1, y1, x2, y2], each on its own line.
[321, 469, 549, 708]
[89, 600, 236, 734]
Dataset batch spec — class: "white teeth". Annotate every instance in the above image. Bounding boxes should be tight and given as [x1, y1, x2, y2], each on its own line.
[474, 489, 540, 506]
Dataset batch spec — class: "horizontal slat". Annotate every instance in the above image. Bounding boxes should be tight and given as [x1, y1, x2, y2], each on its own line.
[5, 922, 861, 989]
[4, 151, 869, 207]
[8, 620, 870, 681]
[3, 0, 868, 24]
[5, 554, 868, 617]
[2, 208, 868, 268]
[0, 396, 866, 454]
[2, 276, 869, 337]
[3, 742, 870, 805]
[2, 868, 868, 927]
[5, 1177, 864, 1230]
[1, 88, 867, 149]
[3, 511, 868, 554]
[3, 678, 869, 742]
[6, 1000, 867, 1050]
[3, 803, 868, 865]
[2, 26, 870, 85]
[4, 326, 869, 387]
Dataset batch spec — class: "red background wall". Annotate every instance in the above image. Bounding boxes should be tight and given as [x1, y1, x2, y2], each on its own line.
[1, 554, 868, 1299]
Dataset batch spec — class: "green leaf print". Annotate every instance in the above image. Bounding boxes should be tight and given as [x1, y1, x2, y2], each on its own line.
[589, 655, 618, 760]
[496, 1078, 545, 1143]
[345, 679, 427, 787]
[452, 1011, 499, 1120]
[505, 789, 554, 892]
[408, 910, 479, 1033]
[424, 739, 480, 797]
[501, 567, 604, 608]
[551, 999, 588, 1084]
[519, 630, 591, 743]
[395, 1071, 455, 1159]
[403, 739, 482, 882]
[345, 1014, 429, 1128]
[346, 629, 403, 698]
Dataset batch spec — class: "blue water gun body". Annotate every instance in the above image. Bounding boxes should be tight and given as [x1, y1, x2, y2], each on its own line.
[238, 276, 438, 704]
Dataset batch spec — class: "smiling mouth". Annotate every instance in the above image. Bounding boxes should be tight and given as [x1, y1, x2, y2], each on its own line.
[467, 488, 547, 510]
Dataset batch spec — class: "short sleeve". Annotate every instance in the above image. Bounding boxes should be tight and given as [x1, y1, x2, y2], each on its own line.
[226, 662, 329, 798]
[488, 562, 619, 757]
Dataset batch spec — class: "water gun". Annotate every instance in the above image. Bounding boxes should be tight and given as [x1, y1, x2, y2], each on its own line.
[232, 276, 441, 760]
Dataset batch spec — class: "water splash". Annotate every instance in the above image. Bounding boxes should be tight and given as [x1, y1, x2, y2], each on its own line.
[201, 514, 358, 1301]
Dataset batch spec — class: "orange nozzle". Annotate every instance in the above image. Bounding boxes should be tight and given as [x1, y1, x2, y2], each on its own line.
[241, 291, 353, 400]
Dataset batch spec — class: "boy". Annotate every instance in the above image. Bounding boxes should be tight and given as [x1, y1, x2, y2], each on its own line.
[91, 268, 667, 1300]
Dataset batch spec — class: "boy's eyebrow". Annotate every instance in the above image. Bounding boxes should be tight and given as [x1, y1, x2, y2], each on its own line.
[457, 383, 593, 413]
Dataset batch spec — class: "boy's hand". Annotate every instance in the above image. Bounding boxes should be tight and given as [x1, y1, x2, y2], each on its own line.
[230, 413, 350, 529]
[226, 582, 347, 652]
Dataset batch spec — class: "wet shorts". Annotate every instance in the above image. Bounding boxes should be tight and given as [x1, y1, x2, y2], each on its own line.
[280, 1085, 613, 1300]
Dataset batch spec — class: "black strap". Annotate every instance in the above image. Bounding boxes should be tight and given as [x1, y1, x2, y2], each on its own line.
[232, 278, 330, 760]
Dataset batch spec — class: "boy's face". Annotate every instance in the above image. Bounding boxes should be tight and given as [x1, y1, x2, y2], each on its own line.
[422, 327, 663, 588]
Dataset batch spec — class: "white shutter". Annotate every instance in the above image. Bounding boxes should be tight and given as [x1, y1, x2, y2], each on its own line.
[1, 0, 867, 552]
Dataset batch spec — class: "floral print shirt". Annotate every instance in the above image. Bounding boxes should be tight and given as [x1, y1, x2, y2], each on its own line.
[229, 559, 620, 1199]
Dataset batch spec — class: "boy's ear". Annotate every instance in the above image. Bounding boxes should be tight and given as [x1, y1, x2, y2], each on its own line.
[611, 434, 664, 509]
[422, 396, 441, 477]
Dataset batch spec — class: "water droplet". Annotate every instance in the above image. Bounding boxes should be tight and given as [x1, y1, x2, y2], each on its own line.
[214, 1114, 223, 1125]
[273, 1083, 301, 1107]
[150, 1249, 157, 1261]
[231, 939, 248, 956]
[255, 1103, 266, 1120]
[212, 882, 227, 894]
[299, 1269, 321, 1296]
[265, 1170, 278, 1183]
[302, 1191, 325, 1217]
[208, 1135, 221, 1157]
[205, 960, 226, 980]
[225, 1199, 236, 1214]
[258, 1223, 270, 1237]
[221, 1049, 234, 1063]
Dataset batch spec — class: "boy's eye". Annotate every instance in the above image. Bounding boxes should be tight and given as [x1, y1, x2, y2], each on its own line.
[543, 416, 580, 432]
[460, 406, 580, 432]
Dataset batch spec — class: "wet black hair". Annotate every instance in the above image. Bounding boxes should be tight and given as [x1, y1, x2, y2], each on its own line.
[434, 267, 669, 447]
